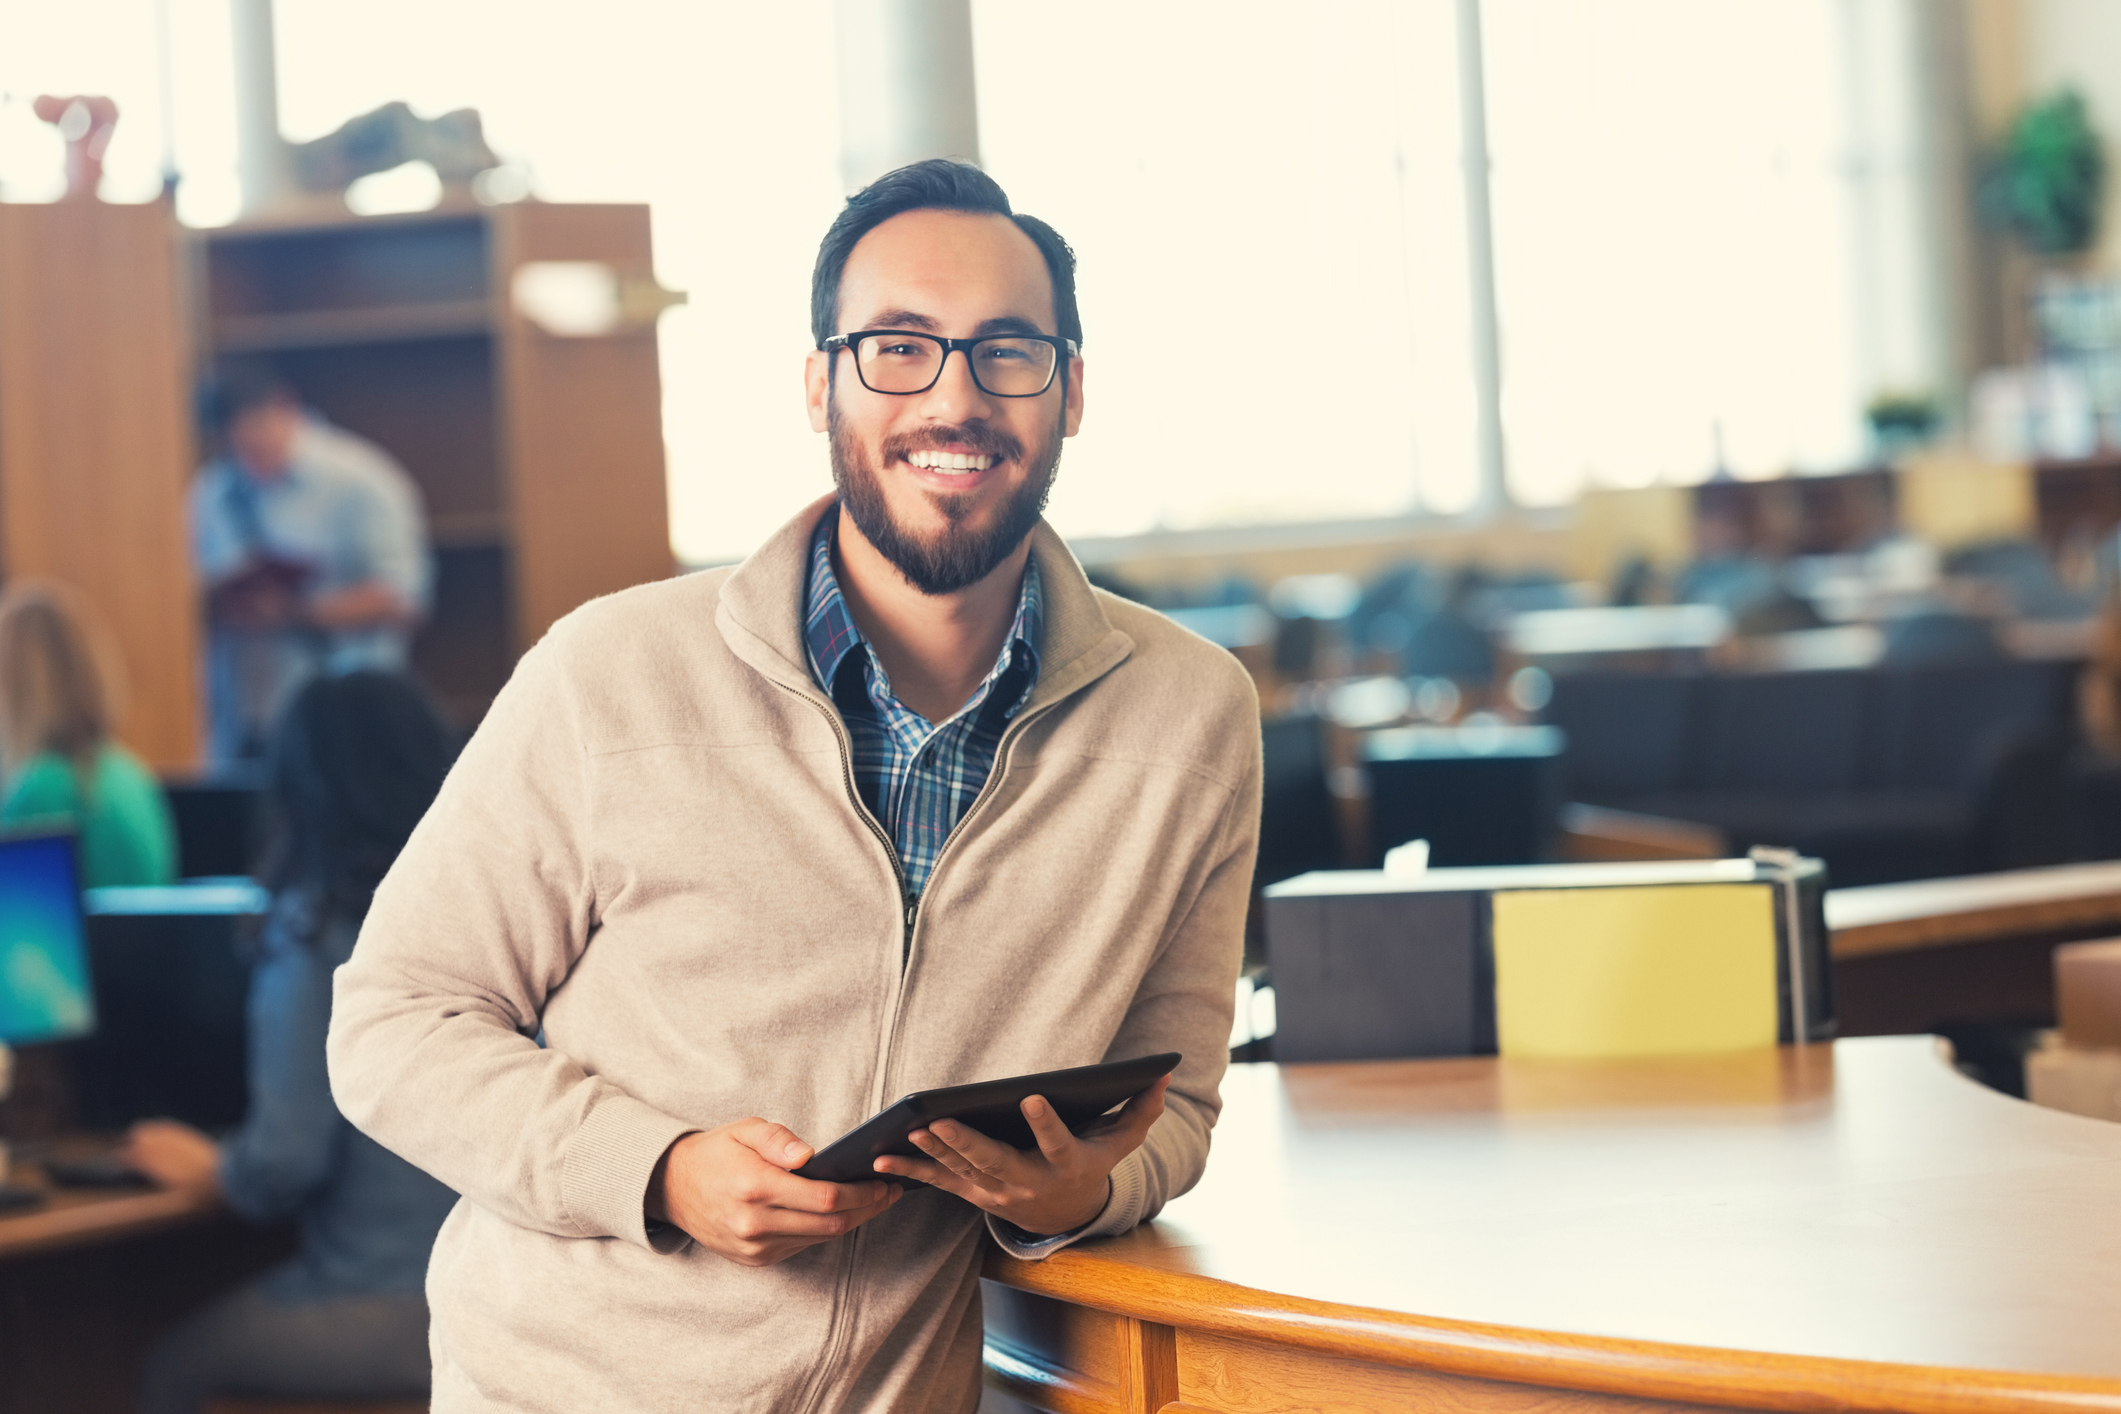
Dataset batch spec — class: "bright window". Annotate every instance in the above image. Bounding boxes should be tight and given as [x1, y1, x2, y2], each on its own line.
[0, 1, 1944, 560]
[1483, 0, 1940, 504]
[976, 1, 1481, 534]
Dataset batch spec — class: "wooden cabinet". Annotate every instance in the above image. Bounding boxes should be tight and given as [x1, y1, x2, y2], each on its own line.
[0, 199, 202, 771]
[193, 202, 674, 725]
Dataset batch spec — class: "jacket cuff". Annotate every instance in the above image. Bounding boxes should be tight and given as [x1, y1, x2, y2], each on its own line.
[986, 1150, 1148, 1262]
[1082, 1148, 1149, 1239]
[558, 1092, 699, 1252]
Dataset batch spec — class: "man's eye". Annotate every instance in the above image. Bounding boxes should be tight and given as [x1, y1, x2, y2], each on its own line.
[980, 343, 1034, 362]
[875, 342, 929, 358]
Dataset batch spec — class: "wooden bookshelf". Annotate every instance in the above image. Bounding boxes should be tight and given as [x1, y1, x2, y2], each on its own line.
[0, 198, 202, 770]
[192, 203, 675, 725]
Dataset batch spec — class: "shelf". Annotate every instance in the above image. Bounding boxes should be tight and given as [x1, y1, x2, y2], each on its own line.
[212, 299, 494, 353]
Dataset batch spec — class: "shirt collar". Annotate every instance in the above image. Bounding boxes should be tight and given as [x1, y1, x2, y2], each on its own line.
[803, 507, 1044, 718]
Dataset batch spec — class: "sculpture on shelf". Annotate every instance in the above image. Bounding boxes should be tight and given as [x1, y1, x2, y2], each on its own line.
[32, 95, 119, 202]
[290, 101, 500, 200]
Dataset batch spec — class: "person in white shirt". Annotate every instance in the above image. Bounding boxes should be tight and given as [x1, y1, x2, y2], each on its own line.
[190, 366, 431, 762]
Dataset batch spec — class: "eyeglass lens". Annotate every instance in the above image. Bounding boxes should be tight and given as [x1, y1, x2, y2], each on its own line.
[855, 334, 1057, 396]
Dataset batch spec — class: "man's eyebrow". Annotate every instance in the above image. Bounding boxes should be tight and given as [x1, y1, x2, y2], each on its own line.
[972, 315, 1049, 338]
[860, 309, 940, 331]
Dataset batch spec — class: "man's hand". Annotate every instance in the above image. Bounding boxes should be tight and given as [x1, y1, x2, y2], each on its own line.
[873, 1076, 1168, 1237]
[647, 1118, 901, 1268]
[120, 1119, 223, 1196]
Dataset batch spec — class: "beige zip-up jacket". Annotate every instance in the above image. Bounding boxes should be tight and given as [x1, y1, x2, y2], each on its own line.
[326, 498, 1262, 1412]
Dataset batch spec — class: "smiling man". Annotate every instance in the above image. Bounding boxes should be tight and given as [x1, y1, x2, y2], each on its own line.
[327, 160, 1262, 1413]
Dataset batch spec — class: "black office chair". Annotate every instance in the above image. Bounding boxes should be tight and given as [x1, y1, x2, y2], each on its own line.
[162, 769, 268, 878]
[1257, 712, 1341, 887]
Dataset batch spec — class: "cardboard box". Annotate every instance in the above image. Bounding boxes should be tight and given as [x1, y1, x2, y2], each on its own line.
[2026, 1036, 2121, 1123]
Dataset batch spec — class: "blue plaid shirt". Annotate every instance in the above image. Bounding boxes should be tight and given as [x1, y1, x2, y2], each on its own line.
[804, 511, 1043, 902]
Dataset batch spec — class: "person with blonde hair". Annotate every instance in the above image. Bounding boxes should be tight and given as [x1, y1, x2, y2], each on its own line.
[0, 582, 175, 887]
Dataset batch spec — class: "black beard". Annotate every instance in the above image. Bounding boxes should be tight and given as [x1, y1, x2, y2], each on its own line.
[828, 402, 1062, 596]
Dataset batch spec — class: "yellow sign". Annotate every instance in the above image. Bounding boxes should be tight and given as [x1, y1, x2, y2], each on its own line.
[1492, 884, 1779, 1059]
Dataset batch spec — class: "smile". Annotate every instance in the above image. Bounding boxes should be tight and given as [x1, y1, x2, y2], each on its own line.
[905, 450, 996, 473]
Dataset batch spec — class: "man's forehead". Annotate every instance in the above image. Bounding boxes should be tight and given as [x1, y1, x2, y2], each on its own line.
[838, 208, 1056, 331]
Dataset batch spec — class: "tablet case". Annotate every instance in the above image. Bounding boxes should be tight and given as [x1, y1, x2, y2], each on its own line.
[793, 1052, 1181, 1185]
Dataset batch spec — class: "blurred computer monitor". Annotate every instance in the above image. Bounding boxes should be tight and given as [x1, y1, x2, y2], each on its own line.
[0, 830, 94, 1046]
[72, 880, 265, 1129]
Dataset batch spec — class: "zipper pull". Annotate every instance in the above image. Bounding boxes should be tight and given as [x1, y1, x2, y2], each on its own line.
[904, 898, 917, 937]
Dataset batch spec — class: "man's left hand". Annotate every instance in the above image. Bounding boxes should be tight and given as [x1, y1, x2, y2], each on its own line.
[872, 1076, 1169, 1237]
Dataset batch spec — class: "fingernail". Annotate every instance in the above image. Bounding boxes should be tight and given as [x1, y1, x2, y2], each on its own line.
[1025, 1097, 1048, 1118]
[785, 1142, 808, 1162]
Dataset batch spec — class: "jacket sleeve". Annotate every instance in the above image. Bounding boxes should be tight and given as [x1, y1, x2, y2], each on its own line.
[218, 915, 340, 1223]
[991, 686, 1263, 1259]
[326, 627, 696, 1252]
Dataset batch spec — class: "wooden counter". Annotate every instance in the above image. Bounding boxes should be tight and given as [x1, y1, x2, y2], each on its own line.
[1828, 860, 2121, 959]
[982, 1037, 2121, 1414]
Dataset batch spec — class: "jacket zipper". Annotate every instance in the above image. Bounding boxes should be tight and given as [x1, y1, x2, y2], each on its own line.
[775, 680, 1059, 1414]
[782, 684, 912, 941]
[775, 682, 902, 1414]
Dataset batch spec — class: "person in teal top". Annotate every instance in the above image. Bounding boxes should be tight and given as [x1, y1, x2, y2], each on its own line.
[0, 583, 177, 888]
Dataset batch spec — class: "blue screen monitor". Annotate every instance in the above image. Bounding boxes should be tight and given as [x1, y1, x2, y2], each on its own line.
[0, 831, 93, 1045]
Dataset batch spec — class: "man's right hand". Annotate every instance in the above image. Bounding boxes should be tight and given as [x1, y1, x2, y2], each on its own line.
[645, 1118, 900, 1267]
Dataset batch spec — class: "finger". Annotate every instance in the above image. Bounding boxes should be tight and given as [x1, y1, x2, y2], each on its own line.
[748, 1187, 900, 1238]
[872, 1153, 968, 1194]
[754, 1166, 896, 1215]
[1021, 1095, 1078, 1165]
[907, 1128, 990, 1186]
[925, 1119, 1021, 1177]
[726, 1117, 815, 1171]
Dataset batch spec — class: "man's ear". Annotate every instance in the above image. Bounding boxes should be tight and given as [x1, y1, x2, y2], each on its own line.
[805, 349, 832, 433]
[1062, 356, 1086, 438]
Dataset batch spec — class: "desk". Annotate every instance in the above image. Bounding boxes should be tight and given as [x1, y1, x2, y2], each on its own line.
[982, 1037, 2121, 1414]
[1828, 861, 2121, 1034]
[0, 1150, 283, 1414]
[0, 1147, 220, 1264]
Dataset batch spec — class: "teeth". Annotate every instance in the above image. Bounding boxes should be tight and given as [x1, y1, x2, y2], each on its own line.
[907, 450, 995, 472]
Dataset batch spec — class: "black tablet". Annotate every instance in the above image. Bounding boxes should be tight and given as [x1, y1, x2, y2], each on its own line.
[793, 1052, 1181, 1185]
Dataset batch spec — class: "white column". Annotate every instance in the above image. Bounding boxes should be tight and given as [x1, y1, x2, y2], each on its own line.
[1456, 0, 1509, 515]
[834, 0, 981, 194]
[230, 0, 296, 215]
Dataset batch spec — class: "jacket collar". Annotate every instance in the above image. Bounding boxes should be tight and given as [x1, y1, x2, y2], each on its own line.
[716, 494, 1133, 716]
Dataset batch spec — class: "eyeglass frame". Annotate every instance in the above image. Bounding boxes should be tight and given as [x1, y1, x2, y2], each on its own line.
[821, 329, 1080, 398]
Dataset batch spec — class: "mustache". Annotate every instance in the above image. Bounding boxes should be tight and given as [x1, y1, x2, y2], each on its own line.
[881, 423, 1024, 465]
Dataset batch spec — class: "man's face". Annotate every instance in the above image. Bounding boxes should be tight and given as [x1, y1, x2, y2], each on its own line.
[227, 398, 302, 481]
[805, 209, 1085, 596]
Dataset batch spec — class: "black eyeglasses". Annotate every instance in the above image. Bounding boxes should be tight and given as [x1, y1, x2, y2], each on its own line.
[823, 329, 1078, 398]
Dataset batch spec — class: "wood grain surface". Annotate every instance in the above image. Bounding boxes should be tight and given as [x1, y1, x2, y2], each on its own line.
[985, 1038, 2121, 1414]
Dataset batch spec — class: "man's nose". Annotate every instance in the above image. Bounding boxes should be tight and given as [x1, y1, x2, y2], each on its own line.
[918, 346, 995, 422]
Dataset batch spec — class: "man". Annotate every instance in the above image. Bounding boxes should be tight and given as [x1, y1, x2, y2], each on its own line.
[190, 367, 431, 761]
[328, 160, 1261, 1412]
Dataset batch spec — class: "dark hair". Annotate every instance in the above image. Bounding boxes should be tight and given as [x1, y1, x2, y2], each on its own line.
[810, 159, 1081, 349]
[197, 360, 296, 436]
[261, 670, 455, 924]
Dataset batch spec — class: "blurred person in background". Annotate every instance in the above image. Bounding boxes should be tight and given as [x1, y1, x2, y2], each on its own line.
[0, 582, 175, 887]
[123, 671, 459, 1414]
[191, 364, 432, 763]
